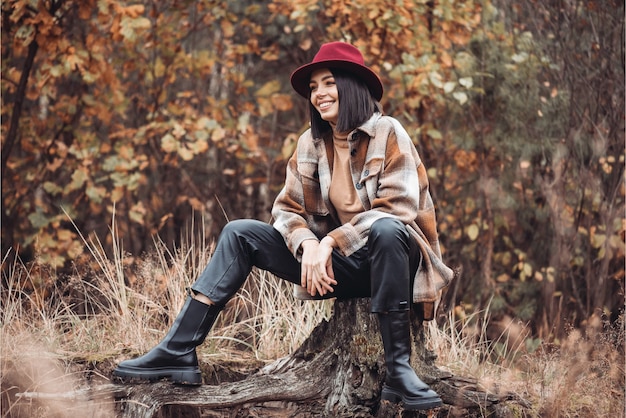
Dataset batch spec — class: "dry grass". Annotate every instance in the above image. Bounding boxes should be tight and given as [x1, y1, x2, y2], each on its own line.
[427, 306, 625, 417]
[1, 225, 624, 417]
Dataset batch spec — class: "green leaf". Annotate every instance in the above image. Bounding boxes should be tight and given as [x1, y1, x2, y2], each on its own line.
[43, 181, 63, 195]
[69, 168, 89, 191]
[15, 25, 35, 45]
[28, 209, 51, 229]
[86, 185, 107, 203]
[194, 129, 209, 142]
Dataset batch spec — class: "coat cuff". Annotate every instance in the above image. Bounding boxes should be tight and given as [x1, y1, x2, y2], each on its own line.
[327, 225, 360, 257]
[291, 229, 319, 261]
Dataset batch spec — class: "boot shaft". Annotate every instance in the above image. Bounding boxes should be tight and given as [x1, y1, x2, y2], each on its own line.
[378, 311, 412, 375]
[113, 295, 223, 384]
[164, 296, 222, 353]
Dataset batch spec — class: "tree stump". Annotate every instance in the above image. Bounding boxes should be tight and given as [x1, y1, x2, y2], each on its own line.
[107, 298, 529, 417]
[15, 298, 530, 417]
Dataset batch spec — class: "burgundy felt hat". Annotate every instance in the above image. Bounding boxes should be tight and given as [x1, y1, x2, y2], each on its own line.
[290, 42, 383, 101]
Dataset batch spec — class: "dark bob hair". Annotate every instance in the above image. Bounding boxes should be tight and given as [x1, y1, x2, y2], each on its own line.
[309, 68, 380, 139]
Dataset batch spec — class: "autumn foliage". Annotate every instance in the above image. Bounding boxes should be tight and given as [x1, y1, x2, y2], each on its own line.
[2, 0, 624, 339]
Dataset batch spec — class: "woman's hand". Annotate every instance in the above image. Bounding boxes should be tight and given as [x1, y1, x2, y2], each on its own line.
[300, 237, 337, 297]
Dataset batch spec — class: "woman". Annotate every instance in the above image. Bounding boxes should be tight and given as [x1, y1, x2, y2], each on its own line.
[113, 42, 452, 411]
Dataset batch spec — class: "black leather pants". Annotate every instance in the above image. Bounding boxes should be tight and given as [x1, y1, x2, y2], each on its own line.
[190, 217, 421, 313]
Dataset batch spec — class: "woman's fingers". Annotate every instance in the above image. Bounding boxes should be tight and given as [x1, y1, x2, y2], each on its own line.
[299, 240, 337, 297]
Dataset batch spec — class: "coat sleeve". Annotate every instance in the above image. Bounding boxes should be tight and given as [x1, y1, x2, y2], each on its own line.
[271, 133, 320, 260]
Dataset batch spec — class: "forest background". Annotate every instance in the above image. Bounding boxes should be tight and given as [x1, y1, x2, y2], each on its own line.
[1, 0, 624, 416]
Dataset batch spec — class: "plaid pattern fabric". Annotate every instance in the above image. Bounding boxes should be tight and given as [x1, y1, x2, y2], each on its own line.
[272, 113, 453, 316]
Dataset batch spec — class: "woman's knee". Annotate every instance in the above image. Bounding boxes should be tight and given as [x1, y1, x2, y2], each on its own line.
[369, 217, 408, 246]
[221, 219, 262, 236]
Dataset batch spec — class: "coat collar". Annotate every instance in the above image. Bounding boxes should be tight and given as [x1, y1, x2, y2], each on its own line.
[349, 112, 381, 140]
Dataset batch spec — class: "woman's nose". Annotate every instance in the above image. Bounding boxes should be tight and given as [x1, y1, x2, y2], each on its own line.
[314, 86, 328, 97]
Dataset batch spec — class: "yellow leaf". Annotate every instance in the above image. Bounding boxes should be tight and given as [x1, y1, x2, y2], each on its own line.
[124, 5, 145, 18]
[118, 144, 133, 160]
[221, 20, 234, 37]
[57, 229, 74, 241]
[177, 146, 194, 161]
[281, 134, 297, 159]
[190, 138, 208, 154]
[428, 71, 443, 88]
[187, 198, 204, 211]
[129, 202, 146, 224]
[271, 94, 293, 111]
[161, 133, 178, 152]
[440, 51, 453, 67]
[67, 51, 83, 71]
[154, 56, 165, 78]
[111, 187, 124, 202]
[459, 77, 473, 88]
[211, 127, 226, 142]
[520, 263, 533, 281]
[131, 17, 151, 30]
[261, 47, 279, 61]
[255, 80, 281, 97]
[591, 233, 606, 248]
[257, 97, 272, 117]
[172, 123, 186, 138]
[466, 224, 479, 241]
[453, 91, 468, 105]
[427, 129, 442, 140]
[496, 274, 510, 283]
[68, 240, 84, 259]
[237, 113, 250, 133]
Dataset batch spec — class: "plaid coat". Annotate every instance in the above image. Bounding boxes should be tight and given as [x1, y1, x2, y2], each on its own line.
[271, 113, 453, 319]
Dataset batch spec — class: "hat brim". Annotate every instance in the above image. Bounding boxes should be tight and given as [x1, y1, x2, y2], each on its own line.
[290, 60, 383, 101]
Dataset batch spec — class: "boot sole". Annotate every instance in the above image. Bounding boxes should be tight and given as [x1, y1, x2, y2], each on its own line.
[381, 385, 443, 410]
[113, 365, 202, 386]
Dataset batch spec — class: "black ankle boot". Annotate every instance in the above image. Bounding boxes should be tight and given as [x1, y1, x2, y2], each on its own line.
[378, 311, 442, 410]
[113, 296, 221, 385]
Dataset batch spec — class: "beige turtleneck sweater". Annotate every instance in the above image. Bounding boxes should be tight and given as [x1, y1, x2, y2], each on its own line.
[329, 133, 365, 224]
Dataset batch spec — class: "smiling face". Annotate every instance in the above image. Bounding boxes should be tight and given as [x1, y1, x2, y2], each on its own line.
[309, 68, 339, 125]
